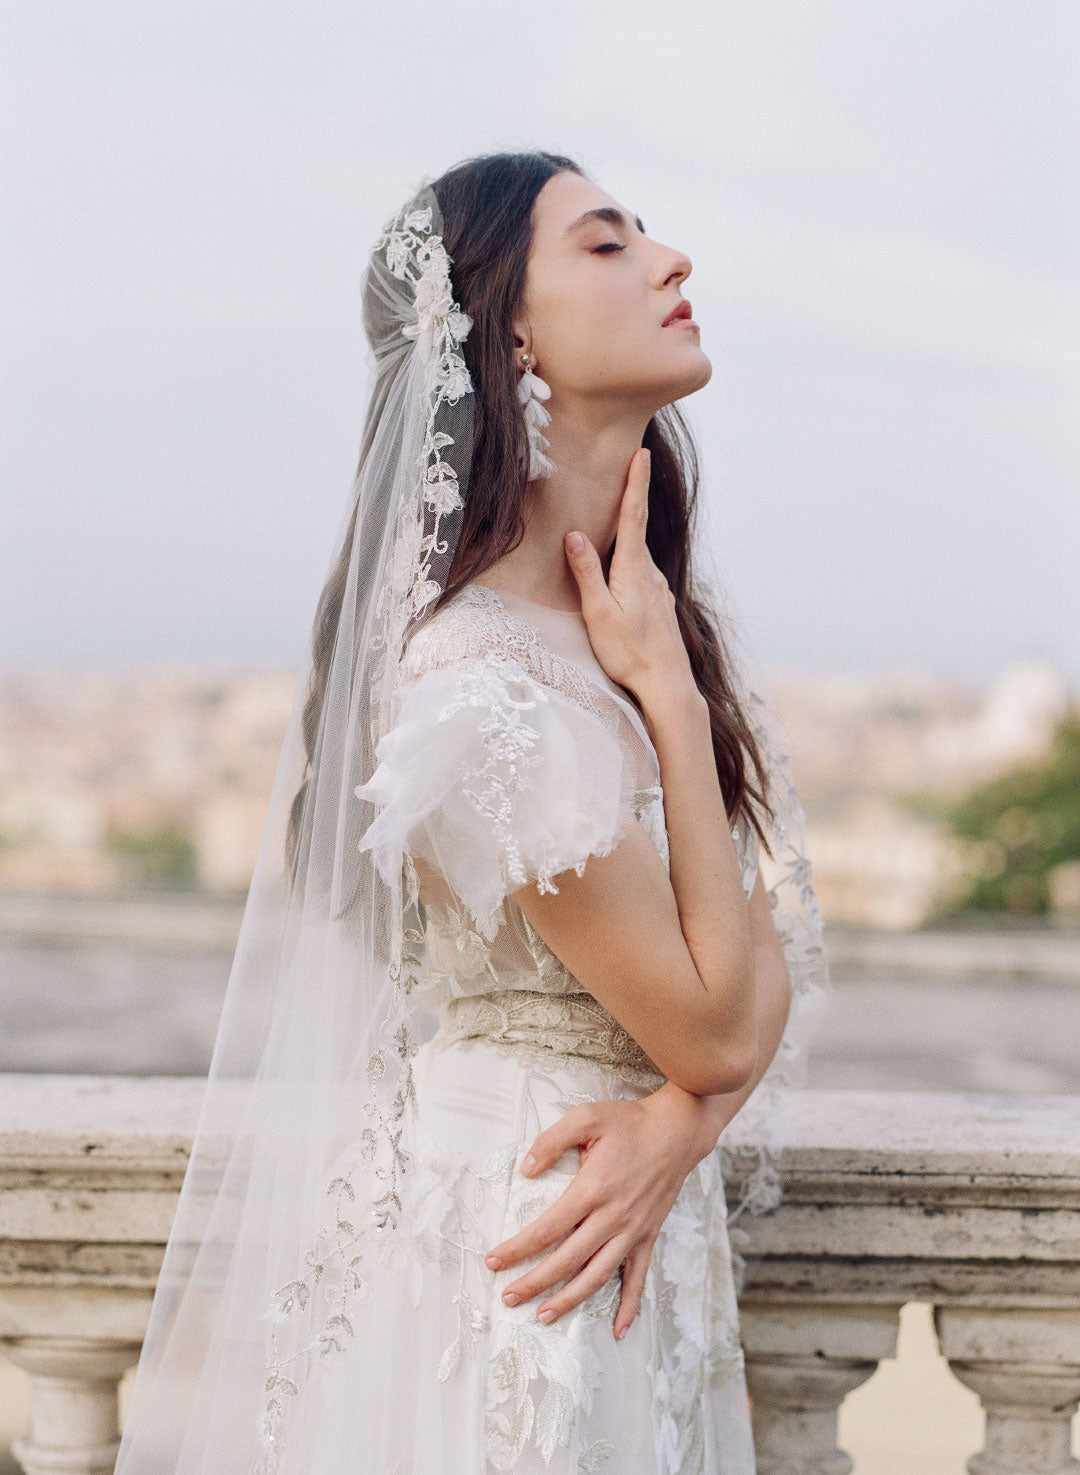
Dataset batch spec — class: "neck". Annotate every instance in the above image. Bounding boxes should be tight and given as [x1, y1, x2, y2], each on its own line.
[485, 400, 654, 608]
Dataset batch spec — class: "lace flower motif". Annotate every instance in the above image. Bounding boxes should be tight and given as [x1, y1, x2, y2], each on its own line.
[369, 199, 475, 632]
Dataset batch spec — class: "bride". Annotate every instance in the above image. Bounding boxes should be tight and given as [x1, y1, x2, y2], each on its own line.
[113, 150, 827, 1475]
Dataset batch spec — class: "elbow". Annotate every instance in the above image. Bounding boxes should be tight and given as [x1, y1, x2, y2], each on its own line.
[684, 965, 759, 1095]
[671, 1040, 757, 1098]
[704, 1046, 757, 1097]
[707, 959, 759, 1094]
[646, 950, 761, 1096]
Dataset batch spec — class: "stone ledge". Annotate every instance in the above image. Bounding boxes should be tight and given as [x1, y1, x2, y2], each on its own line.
[1, 1076, 1078, 1475]
[725, 1089, 1080, 1192]
[1, 1077, 1078, 1292]
[0, 1074, 205, 1166]
[722, 1090, 1080, 1314]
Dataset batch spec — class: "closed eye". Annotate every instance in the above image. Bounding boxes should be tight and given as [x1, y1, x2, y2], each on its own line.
[592, 242, 626, 254]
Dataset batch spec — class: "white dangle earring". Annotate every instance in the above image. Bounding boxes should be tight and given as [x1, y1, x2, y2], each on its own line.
[517, 350, 555, 480]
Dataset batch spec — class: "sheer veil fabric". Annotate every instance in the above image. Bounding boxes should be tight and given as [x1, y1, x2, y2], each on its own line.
[112, 176, 829, 1474]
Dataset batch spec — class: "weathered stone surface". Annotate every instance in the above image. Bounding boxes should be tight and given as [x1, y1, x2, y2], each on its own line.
[725, 1091, 1080, 1474]
[0, 1076, 1078, 1474]
[726, 1089, 1080, 1184]
[4, 1337, 142, 1475]
[937, 1307, 1080, 1475]
[722, 1091, 1080, 1317]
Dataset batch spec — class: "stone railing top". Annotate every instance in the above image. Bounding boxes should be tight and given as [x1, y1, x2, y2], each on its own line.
[0, 1073, 205, 1167]
[0, 1078, 1078, 1307]
[1, 1075, 1076, 1187]
[726, 1089, 1080, 1184]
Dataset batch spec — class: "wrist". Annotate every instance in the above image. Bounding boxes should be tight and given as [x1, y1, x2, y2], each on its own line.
[650, 1081, 731, 1165]
[689, 1093, 732, 1160]
[637, 677, 707, 733]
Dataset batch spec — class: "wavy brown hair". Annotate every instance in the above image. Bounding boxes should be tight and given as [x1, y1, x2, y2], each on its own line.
[287, 149, 775, 875]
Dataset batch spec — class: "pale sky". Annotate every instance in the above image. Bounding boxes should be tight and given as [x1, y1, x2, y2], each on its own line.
[2, 0, 1078, 683]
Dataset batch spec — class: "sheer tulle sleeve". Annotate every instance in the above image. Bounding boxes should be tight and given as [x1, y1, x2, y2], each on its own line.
[354, 656, 641, 941]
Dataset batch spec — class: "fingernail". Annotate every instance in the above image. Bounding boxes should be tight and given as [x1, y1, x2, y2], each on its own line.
[503, 1291, 520, 1306]
[538, 1307, 556, 1324]
[521, 1153, 536, 1174]
[615, 1324, 627, 1340]
[565, 533, 583, 556]
[485, 1254, 502, 1270]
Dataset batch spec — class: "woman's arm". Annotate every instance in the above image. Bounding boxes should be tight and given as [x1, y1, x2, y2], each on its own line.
[485, 870, 792, 1337]
[484, 447, 794, 1331]
[659, 868, 793, 1164]
[510, 448, 757, 1095]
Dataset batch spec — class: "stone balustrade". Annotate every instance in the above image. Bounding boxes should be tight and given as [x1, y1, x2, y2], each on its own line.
[0, 1076, 1077, 1474]
[0, 1075, 203, 1475]
[725, 1089, 1080, 1475]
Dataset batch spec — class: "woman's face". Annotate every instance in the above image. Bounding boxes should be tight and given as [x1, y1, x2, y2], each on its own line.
[515, 170, 712, 415]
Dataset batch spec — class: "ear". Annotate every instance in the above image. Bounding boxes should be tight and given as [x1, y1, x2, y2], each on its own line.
[511, 315, 531, 359]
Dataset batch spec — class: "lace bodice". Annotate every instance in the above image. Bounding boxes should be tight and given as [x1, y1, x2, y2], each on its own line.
[358, 582, 761, 1080]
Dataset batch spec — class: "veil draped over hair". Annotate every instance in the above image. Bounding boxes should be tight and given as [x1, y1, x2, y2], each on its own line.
[113, 176, 828, 1474]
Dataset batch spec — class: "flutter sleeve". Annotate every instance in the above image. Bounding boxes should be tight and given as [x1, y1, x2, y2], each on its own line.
[354, 655, 642, 941]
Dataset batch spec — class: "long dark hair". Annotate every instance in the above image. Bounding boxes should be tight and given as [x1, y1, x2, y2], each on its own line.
[287, 149, 774, 874]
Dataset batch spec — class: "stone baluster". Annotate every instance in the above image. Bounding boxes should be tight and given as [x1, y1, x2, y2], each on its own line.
[935, 1307, 1080, 1475]
[2, 1337, 141, 1475]
[740, 1301, 902, 1475]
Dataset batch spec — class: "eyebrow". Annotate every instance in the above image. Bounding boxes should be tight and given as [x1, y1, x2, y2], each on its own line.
[564, 206, 646, 237]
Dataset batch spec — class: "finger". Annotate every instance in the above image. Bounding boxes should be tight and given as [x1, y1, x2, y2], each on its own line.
[485, 1179, 598, 1271]
[519, 1103, 605, 1178]
[611, 447, 651, 569]
[612, 1237, 654, 1340]
[563, 530, 608, 613]
[534, 1236, 631, 1325]
[499, 1213, 619, 1307]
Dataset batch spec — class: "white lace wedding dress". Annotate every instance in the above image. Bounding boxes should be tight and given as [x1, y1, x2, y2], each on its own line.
[282, 581, 760, 1474]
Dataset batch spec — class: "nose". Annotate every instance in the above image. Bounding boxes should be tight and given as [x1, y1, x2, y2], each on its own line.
[658, 243, 692, 289]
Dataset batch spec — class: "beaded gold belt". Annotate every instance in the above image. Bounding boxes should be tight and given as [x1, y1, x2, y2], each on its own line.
[431, 987, 663, 1078]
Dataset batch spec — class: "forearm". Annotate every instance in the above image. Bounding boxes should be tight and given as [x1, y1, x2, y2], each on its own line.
[652, 939, 793, 1164]
[639, 680, 755, 1049]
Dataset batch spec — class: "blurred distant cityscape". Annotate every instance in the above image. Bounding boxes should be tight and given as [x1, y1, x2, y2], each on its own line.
[1, 654, 1077, 932]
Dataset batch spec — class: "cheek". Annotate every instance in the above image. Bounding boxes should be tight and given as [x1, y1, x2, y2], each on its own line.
[542, 285, 641, 382]
[554, 325, 622, 392]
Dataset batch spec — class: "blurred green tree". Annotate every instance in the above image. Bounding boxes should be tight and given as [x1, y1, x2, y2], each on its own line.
[105, 821, 199, 890]
[939, 711, 1080, 915]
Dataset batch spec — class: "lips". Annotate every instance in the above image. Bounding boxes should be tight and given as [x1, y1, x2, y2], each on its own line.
[662, 299, 693, 326]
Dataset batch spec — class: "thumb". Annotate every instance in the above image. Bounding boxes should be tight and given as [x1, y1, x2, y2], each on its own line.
[564, 530, 605, 605]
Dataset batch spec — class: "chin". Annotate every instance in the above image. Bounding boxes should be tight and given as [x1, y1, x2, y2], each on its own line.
[687, 349, 713, 391]
[659, 349, 713, 405]
[620, 344, 714, 412]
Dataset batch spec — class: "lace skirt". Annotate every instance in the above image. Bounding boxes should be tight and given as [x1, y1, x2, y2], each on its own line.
[290, 1028, 756, 1475]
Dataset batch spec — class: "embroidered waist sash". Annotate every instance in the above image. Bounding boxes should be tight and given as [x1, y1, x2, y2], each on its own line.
[431, 987, 664, 1081]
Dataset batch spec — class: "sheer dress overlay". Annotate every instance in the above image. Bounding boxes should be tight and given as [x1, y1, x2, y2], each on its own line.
[335, 582, 761, 1474]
